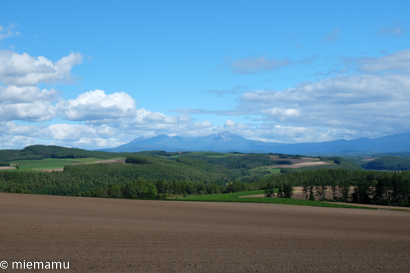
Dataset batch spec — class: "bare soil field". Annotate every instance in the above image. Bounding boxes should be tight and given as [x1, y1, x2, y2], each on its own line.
[1, 193, 410, 272]
[0, 166, 15, 170]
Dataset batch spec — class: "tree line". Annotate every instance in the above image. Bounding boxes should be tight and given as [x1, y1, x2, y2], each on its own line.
[264, 169, 410, 206]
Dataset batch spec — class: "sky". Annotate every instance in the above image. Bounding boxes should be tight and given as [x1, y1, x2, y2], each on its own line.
[0, 0, 410, 149]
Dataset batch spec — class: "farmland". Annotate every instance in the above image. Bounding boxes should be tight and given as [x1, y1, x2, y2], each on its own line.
[179, 190, 373, 209]
[1, 192, 409, 272]
[1, 145, 410, 272]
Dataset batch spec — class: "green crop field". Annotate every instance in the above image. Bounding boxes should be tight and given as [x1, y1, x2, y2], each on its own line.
[178, 190, 375, 209]
[250, 166, 281, 175]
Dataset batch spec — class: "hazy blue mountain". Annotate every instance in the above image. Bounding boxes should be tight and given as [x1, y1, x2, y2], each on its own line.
[100, 132, 410, 155]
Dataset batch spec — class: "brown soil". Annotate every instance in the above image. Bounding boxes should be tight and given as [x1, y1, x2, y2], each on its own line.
[0, 166, 15, 170]
[1, 193, 410, 272]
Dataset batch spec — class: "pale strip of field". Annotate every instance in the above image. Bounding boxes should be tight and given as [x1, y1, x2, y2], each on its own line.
[1, 193, 409, 272]
[0, 166, 15, 170]
[361, 157, 379, 161]
[269, 161, 333, 169]
[40, 168, 64, 172]
[95, 158, 126, 164]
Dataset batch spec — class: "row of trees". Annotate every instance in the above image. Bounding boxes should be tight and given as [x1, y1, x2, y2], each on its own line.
[85, 179, 256, 199]
[0, 160, 262, 197]
[264, 169, 410, 206]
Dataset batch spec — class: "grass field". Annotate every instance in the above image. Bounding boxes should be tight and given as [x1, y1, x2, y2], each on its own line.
[178, 190, 375, 209]
[250, 166, 281, 174]
[7, 157, 124, 171]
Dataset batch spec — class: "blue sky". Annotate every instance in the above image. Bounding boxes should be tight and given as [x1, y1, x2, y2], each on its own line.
[0, 0, 409, 149]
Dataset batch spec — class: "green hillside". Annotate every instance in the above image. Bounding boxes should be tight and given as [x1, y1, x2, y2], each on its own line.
[362, 156, 410, 171]
[65, 155, 242, 184]
[0, 145, 129, 162]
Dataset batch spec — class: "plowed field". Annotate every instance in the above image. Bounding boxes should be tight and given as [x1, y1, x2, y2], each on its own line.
[1, 193, 409, 272]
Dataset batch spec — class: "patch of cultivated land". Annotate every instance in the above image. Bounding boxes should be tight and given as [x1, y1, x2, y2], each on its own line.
[40, 168, 64, 172]
[0, 166, 15, 170]
[269, 155, 316, 164]
[1, 193, 410, 272]
[267, 156, 333, 168]
[361, 157, 379, 162]
[269, 161, 333, 168]
[95, 158, 126, 164]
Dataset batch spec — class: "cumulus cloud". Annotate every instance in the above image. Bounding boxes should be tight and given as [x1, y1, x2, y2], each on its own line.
[59, 89, 136, 122]
[0, 85, 57, 103]
[261, 108, 300, 120]
[0, 50, 82, 86]
[45, 123, 117, 140]
[230, 56, 291, 74]
[131, 108, 191, 126]
[194, 120, 213, 128]
[0, 101, 55, 122]
[0, 85, 58, 122]
[223, 119, 249, 130]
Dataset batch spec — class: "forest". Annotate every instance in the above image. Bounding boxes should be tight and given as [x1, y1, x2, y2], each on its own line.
[0, 145, 409, 207]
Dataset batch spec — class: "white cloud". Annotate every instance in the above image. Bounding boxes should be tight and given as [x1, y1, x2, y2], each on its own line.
[230, 56, 291, 74]
[0, 86, 57, 103]
[240, 71, 410, 137]
[0, 135, 38, 149]
[0, 50, 82, 86]
[261, 108, 300, 120]
[0, 101, 54, 122]
[45, 123, 117, 141]
[194, 120, 213, 128]
[59, 89, 136, 121]
[223, 119, 249, 130]
[358, 49, 410, 72]
[224, 119, 237, 127]
[132, 108, 191, 126]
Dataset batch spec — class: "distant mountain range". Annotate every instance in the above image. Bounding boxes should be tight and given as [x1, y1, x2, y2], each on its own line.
[100, 132, 410, 155]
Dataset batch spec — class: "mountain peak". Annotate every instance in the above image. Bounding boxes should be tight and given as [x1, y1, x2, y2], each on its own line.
[211, 131, 244, 141]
